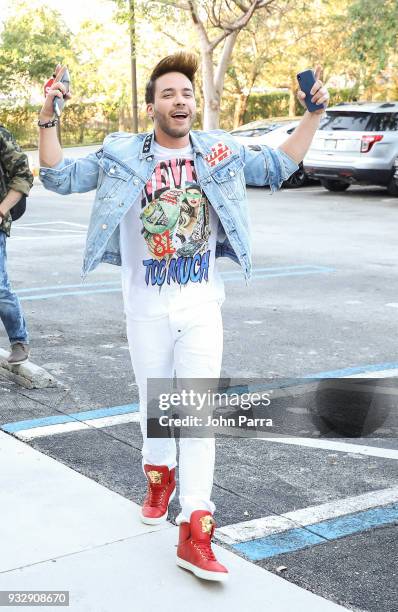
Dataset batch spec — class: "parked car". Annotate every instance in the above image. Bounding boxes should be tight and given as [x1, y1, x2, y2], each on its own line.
[230, 118, 309, 188]
[303, 101, 398, 195]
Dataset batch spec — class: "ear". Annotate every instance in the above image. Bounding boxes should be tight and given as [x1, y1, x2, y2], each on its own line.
[146, 103, 154, 119]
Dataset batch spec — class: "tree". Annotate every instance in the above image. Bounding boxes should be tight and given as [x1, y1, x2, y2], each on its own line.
[155, 0, 292, 129]
[0, 1, 73, 100]
[224, 0, 354, 127]
[345, 0, 398, 98]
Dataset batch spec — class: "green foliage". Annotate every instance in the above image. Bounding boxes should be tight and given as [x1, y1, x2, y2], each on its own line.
[0, 84, 362, 148]
[219, 87, 359, 130]
[346, 0, 398, 69]
[0, 1, 74, 95]
[0, 103, 120, 149]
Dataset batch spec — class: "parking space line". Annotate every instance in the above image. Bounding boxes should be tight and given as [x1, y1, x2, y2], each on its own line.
[16, 412, 141, 440]
[16, 221, 88, 228]
[10, 235, 86, 242]
[231, 503, 398, 561]
[216, 486, 398, 545]
[15, 265, 334, 301]
[17, 281, 120, 293]
[2, 403, 139, 433]
[13, 227, 86, 233]
[256, 437, 398, 460]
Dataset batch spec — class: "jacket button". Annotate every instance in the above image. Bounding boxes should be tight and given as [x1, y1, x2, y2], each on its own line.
[147, 156, 153, 161]
[133, 177, 140, 185]
[110, 167, 116, 174]
[102, 224, 108, 230]
[119, 202, 124, 207]
[229, 170, 235, 177]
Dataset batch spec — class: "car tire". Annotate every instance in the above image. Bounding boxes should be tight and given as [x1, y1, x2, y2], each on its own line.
[320, 179, 350, 192]
[387, 177, 398, 196]
[283, 162, 308, 188]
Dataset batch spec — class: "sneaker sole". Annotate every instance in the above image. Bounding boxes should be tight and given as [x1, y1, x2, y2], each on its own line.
[140, 487, 176, 525]
[176, 557, 228, 582]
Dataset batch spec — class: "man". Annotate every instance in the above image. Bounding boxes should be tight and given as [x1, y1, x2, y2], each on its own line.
[0, 126, 33, 365]
[38, 54, 329, 582]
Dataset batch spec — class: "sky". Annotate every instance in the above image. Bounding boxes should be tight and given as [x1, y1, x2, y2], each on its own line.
[0, 0, 116, 32]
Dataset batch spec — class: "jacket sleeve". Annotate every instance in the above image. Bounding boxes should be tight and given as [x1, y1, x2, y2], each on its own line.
[39, 150, 101, 195]
[240, 144, 299, 193]
[0, 128, 33, 195]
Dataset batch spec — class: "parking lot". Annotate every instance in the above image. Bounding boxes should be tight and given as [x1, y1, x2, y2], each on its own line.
[1, 178, 397, 611]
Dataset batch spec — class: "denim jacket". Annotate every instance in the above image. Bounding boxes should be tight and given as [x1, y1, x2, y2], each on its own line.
[39, 129, 298, 283]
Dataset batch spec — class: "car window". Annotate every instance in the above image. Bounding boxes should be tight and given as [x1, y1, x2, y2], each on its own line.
[230, 128, 273, 137]
[320, 112, 371, 131]
[320, 111, 398, 132]
[367, 113, 398, 131]
[231, 123, 283, 137]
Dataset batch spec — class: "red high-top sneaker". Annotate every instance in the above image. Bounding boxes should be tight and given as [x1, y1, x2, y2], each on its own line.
[140, 464, 176, 525]
[177, 510, 228, 581]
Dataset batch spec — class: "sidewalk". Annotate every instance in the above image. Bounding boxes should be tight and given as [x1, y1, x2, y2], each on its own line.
[0, 430, 350, 612]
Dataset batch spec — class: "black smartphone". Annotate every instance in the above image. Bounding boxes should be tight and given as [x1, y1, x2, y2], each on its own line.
[53, 67, 70, 117]
[296, 69, 324, 112]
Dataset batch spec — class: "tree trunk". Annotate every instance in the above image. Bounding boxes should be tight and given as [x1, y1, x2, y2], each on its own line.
[289, 75, 297, 117]
[118, 104, 125, 132]
[199, 32, 239, 130]
[233, 93, 248, 128]
[201, 48, 219, 130]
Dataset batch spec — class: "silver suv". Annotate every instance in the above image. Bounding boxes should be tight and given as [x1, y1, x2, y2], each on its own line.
[303, 102, 398, 195]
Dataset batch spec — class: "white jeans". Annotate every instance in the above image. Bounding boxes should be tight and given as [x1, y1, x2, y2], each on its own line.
[126, 300, 224, 524]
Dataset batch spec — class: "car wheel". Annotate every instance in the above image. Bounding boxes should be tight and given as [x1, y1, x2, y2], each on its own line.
[321, 179, 350, 192]
[283, 162, 307, 188]
[387, 177, 398, 196]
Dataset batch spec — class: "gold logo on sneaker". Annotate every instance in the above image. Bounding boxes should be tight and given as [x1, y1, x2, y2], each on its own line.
[200, 515, 215, 534]
[147, 470, 162, 484]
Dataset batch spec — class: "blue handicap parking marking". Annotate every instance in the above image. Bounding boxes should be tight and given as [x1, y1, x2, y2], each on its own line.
[232, 503, 398, 561]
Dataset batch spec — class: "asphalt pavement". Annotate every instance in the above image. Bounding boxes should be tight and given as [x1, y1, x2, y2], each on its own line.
[0, 171, 397, 612]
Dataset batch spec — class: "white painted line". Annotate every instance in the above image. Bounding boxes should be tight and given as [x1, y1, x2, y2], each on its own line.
[14, 227, 86, 234]
[16, 412, 140, 440]
[256, 437, 398, 460]
[17, 221, 87, 228]
[216, 486, 398, 545]
[10, 235, 86, 242]
[386, 303, 398, 308]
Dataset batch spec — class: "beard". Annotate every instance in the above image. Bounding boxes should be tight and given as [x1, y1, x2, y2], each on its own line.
[153, 108, 195, 138]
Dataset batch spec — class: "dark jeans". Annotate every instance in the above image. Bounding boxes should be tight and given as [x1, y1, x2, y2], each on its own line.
[0, 231, 28, 344]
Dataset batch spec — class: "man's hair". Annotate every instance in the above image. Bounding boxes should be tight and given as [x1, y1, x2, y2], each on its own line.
[145, 52, 199, 104]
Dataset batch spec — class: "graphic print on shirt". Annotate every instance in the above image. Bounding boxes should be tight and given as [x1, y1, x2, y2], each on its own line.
[140, 158, 211, 288]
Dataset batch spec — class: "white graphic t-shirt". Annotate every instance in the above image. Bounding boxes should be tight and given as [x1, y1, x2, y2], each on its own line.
[120, 141, 225, 320]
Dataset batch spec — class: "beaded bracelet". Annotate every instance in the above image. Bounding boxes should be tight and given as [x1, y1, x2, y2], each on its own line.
[37, 118, 59, 128]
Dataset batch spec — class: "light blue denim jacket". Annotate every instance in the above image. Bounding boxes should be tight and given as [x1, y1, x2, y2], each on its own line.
[39, 129, 298, 283]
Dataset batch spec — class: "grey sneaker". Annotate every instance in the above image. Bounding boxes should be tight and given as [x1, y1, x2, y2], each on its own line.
[8, 342, 30, 366]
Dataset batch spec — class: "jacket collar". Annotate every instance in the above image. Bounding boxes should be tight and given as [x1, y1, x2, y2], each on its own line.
[139, 130, 206, 159]
[139, 132, 155, 160]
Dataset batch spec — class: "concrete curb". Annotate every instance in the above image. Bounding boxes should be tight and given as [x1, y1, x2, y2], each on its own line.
[0, 348, 58, 389]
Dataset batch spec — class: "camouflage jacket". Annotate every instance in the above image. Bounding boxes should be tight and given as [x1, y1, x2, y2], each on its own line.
[0, 126, 34, 236]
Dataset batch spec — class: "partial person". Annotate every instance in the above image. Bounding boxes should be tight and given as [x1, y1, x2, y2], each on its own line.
[0, 126, 33, 365]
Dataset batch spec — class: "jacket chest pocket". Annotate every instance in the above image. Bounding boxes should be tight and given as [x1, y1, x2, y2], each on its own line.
[211, 157, 245, 200]
[97, 157, 130, 201]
